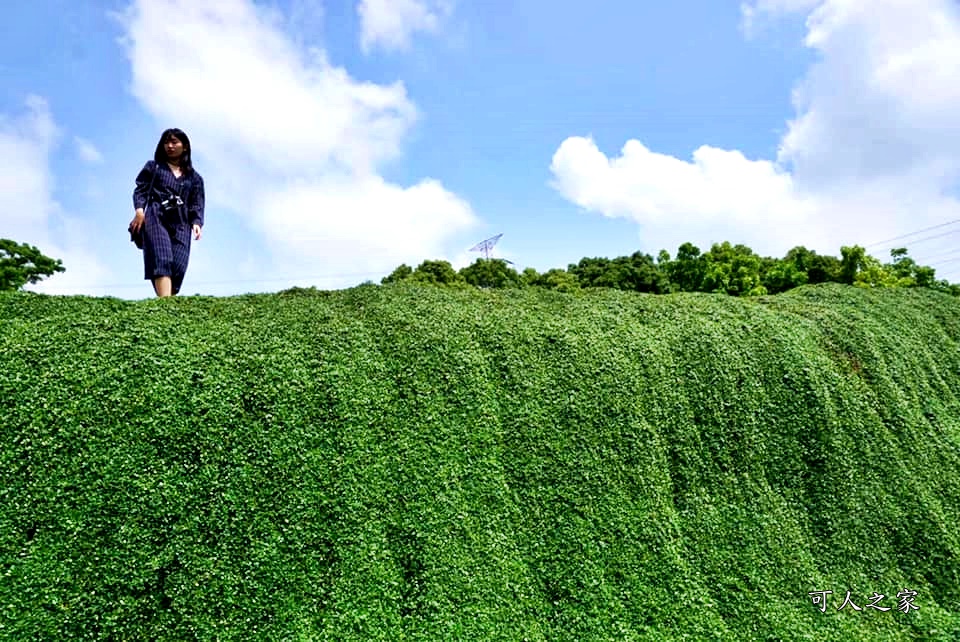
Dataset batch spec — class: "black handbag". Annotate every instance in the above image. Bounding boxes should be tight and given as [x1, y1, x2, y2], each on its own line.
[128, 163, 158, 249]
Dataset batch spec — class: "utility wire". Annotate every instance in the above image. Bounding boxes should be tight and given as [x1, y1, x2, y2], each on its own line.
[865, 219, 960, 249]
[870, 228, 960, 251]
[914, 248, 960, 264]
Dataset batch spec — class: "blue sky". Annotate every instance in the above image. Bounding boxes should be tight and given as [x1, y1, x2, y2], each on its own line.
[4, 0, 960, 298]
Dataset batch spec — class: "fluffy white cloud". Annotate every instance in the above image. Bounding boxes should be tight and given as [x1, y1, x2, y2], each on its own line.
[550, 136, 821, 257]
[0, 97, 112, 295]
[252, 172, 476, 272]
[552, 0, 960, 263]
[0, 97, 59, 241]
[775, 0, 960, 189]
[551, 137, 813, 226]
[357, 0, 451, 53]
[26, 241, 114, 297]
[115, 0, 477, 290]
[119, 1, 416, 176]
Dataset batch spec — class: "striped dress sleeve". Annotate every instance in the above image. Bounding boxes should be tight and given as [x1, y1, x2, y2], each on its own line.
[133, 161, 156, 210]
[188, 172, 205, 227]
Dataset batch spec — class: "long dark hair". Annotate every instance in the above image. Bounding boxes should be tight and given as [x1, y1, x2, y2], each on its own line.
[153, 128, 194, 174]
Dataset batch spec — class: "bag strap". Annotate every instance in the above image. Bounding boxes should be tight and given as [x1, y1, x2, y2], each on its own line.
[145, 161, 158, 206]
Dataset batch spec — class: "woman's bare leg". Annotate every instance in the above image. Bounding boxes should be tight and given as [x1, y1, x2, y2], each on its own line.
[153, 276, 173, 297]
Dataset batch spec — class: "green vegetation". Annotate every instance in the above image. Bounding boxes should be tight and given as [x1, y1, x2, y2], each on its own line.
[388, 242, 960, 298]
[1, 282, 959, 640]
[0, 239, 65, 292]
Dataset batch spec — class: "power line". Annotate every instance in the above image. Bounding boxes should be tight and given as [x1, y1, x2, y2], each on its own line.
[914, 249, 960, 264]
[872, 228, 960, 251]
[865, 219, 960, 249]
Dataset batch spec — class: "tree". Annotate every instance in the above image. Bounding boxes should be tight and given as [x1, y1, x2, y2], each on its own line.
[783, 246, 842, 284]
[537, 268, 581, 293]
[520, 267, 541, 287]
[887, 247, 936, 288]
[840, 245, 867, 284]
[663, 242, 707, 292]
[0, 239, 65, 292]
[381, 263, 413, 284]
[459, 258, 521, 289]
[567, 257, 611, 288]
[620, 251, 670, 293]
[519, 267, 579, 292]
[853, 255, 902, 288]
[931, 280, 960, 296]
[701, 242, 766, 296]
[409, 259, 465, 286]
[761, 256, 808, 294]
[567, 252, 668, 293]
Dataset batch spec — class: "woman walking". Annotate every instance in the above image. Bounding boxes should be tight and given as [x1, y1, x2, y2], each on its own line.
[128, 128, 205, 297]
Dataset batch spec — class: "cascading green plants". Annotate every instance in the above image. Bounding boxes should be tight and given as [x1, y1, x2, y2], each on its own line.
[1, 282, 958, 640]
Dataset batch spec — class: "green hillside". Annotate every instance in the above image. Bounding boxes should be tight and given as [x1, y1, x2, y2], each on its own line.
[1, 283, 958, 640]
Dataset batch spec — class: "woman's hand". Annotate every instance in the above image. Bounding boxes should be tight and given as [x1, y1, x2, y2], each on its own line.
[129, 209, 145, 233]
[193, 224, 202, 240]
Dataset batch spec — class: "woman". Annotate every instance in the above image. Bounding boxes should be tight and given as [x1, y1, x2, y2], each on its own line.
[129, 128, 205, 297]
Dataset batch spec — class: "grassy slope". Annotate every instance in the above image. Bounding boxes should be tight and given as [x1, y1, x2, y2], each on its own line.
[1, 283, 958, 640]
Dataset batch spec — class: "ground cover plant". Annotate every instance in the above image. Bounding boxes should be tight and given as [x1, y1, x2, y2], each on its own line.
[1, 282, 958, 640]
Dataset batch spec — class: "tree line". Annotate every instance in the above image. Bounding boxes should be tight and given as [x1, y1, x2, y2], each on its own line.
[382, 242, 960, 297]
[2, 237, 957, 297]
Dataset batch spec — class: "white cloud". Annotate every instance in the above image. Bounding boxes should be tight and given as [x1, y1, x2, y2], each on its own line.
[252, 172, 476, 273]
[115, 0, 477, 291]
[74, 136, 104, 164]
[25, 241, 114, 297]
[357, 0, 452, 53]
[740, 0, 820, 37]
[0, 97, 112, 295]
[550, 136, 821, 257]
[118, 0, 416, 176]
[0, 96, 60, 243]
[551, 137, 813, 226]
[551, 0, 960, 262]
[775, 0, 960, 190]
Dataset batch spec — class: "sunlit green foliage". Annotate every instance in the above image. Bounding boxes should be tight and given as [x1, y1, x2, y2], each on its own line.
[0, 239, 65, 292]
[1, 283, 958, 640]
[383, 241, 958, 298]
[409, 259, 466, 286]
[459, 258, 521, 289]
[568, 251, 669, 293]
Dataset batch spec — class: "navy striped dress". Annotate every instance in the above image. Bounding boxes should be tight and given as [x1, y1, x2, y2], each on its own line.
[132, 160, 205, 295]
